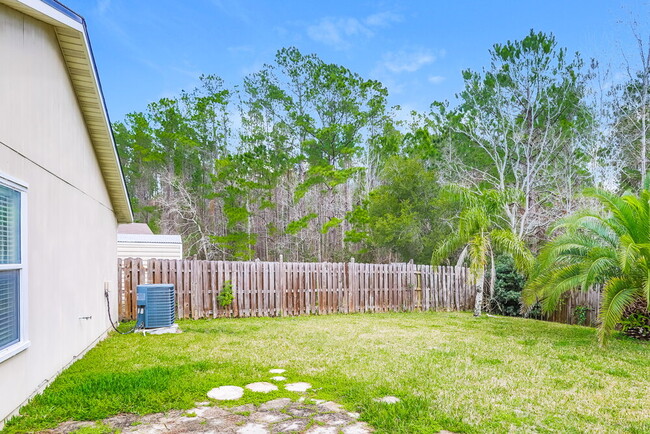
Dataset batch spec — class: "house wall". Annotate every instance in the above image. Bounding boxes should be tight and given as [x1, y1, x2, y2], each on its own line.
[0, 4, 119, 423]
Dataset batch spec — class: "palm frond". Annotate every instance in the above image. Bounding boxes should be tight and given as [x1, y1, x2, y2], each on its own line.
[490, 229, 534, 274]
[598, 277, 639, 345]
[431, 233, 467, 266]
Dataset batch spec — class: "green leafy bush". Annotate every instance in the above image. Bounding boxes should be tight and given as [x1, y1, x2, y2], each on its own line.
[574, 305, 591, 326]
[620, 298, 650, 340]
[488, 255, 537, 317]
[217, 280, 234, 307]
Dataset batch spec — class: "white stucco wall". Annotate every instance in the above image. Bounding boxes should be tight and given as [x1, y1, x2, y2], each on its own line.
[0, 4, 119, 423]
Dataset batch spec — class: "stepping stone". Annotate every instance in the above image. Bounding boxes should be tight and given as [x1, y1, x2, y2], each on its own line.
[158, 409, 185, 424]
[342, 422, 374, 434]
[207, 385, 244, 400]
[313, 412, 353, 426]
[271, 376, 286, 381]
[288, 406, 317, 417]
[102, 413, 139, 429]
[274, 418, 310, 433]
[57, 421, 95, 432]
[231, 403, 257, 414]
[250, 410, 291, 423]
[129, 422, 169, 433]
[285, 382, 311, 392]
[207, 413, 246, 429]
[193, 406, 230, 418]
[259, 398, 292, 411]
[269, 368, 286, 374]
[305, 426, 340, 434]
[237, 422, 270, 434]
[374, 396, 400, 404]
[347, 411, 360, 419]
[246, 382, 278, 393]
[317, 401, 344, 413]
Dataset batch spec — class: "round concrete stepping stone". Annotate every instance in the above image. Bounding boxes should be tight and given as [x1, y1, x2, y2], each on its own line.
[237, 422, 269, 434]
[285, 382, 311, 392]
[207, 385, 244, 400]
[245, 382, 278, 393]
[270, 376, 286, 381]
[374, 395, 400, 404]
[269, 368, 286, 374]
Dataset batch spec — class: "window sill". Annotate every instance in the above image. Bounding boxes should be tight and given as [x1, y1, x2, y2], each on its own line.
[0, 340, 30, 364]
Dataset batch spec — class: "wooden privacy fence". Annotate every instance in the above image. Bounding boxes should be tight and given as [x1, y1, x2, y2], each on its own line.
[543, 286, 602, 327]
[117, 258, 474, 321]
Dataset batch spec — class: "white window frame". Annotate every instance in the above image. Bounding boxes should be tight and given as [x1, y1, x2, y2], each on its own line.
[0, 172, 29, 363]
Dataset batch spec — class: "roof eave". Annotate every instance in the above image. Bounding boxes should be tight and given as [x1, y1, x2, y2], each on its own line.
[1, 0, 133, 223]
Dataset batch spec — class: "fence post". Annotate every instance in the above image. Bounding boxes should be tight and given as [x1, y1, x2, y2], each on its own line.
[279, 255, 285, 316]
[349, 257, 355, 313]
[117, 258, 123, 320]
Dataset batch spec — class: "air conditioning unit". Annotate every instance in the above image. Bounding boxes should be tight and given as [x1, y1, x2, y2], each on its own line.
[136, 284, 175, 329]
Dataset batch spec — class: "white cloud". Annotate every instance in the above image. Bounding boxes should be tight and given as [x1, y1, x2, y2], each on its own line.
[428, 75, 446, 84]
[307, 17, 372, 49]
[306, 11, 401, 50]
[364, 11, 402, 27]
[381, 49, 437, 73]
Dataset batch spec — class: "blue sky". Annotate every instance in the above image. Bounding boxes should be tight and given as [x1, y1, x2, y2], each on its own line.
[63, 0, 649, 122]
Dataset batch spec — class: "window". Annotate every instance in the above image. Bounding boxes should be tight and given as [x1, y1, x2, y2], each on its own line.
[0, 175, 28, 362]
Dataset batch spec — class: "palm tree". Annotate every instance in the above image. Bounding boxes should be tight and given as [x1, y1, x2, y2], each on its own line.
[523, 187, 650, 344]
[432, 186, 533, 316]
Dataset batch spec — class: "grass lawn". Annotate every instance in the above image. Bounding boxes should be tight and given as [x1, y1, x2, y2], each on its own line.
[3, 312, 650, 433]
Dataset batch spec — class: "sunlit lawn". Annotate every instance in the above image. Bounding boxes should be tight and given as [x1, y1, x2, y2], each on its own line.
[4, 312, 650, 433]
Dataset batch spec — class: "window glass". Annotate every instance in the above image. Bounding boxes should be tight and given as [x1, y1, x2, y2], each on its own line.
[0, 184, 20, 264]
[0, 270, 19, 350]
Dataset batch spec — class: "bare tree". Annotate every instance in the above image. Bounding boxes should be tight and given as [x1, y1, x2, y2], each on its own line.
[610, 23, 650, 188]
[438, 31, 593, 243]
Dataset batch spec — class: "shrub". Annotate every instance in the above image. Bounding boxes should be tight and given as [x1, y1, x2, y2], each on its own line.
[217, 280, 234, 307]
[488, 255, 529, 317]
[574, 305, 591, 326]
[620, 298, 650, 340]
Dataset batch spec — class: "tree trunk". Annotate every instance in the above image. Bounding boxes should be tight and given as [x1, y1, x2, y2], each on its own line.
[474, 271, 485, 317]
[489, 248, 496, 305]
[456, 245, 469, 267]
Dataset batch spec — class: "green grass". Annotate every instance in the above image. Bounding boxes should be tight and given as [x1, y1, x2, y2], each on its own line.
[3, 312, 650, 433]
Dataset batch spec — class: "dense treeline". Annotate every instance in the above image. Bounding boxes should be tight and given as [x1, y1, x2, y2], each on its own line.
[113, 30, 649, 269]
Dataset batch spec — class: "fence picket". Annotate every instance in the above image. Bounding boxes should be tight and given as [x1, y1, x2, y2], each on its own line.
[116, 258, 600, 326]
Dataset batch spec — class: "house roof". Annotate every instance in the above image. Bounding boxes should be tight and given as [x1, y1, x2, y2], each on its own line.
[0, 0, 133, 223]
[118, 223, 154, 235]
[117, 234, 183, 245]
